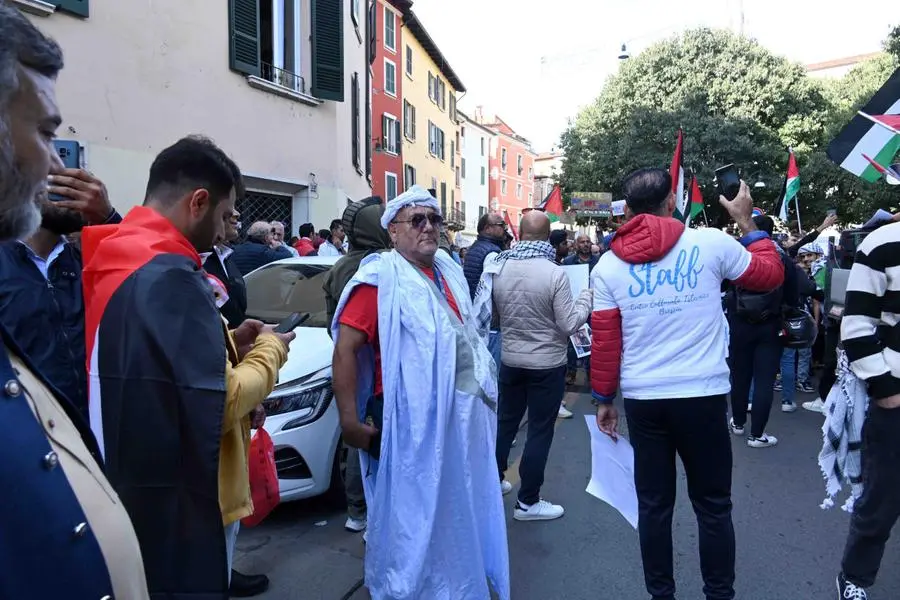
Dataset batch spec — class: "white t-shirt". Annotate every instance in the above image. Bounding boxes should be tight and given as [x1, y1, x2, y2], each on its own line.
[318, 241, 342, 256]
[591, 227, 753, 400]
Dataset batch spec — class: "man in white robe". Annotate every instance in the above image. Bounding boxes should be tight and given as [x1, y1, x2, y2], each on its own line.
[331, 186, 510, 600]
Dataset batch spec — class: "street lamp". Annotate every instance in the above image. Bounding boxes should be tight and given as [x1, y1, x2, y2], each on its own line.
[618, 44, 630, 60]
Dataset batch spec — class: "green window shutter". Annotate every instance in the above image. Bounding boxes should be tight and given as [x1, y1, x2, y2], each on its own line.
[229, 0, 260, 77]
[53, 0, 89, 18]
[311, 0, 344, 101]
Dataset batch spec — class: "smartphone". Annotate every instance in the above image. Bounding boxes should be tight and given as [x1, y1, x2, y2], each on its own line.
[715, 164, 741, 201]
[827, 209, 837, 218]
[50, 140, 82, 202]
[273, 312, 310, 334]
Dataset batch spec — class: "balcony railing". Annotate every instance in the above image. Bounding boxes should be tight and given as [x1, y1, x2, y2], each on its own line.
[261, 62, 306, 94]
[445, 207, 466, 231]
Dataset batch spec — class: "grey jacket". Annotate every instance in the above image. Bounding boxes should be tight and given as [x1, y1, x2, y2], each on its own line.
[492, 257, 592, 369]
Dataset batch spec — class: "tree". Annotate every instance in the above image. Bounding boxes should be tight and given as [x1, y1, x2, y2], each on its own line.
[560, 28, 831, 228]
[885, 25, 900, 61]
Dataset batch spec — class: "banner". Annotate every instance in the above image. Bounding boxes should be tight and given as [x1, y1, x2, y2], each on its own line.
[571, 191, 613, 217]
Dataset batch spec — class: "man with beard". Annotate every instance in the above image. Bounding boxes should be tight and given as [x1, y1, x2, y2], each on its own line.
[0, 167, 120, 420]
[203, 208, 248, 328]
[0, 4, 148, 598]
[82, 135, 293, 598]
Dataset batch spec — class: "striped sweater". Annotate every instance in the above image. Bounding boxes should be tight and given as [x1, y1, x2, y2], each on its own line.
[841, 221, 900, 401]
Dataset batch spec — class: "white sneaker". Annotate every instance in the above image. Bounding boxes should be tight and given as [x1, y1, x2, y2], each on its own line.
[513, 499, 565, 521]
[729, 418, 745, 436]
[803, 398, 825, 413]
[344, 516, 367, 533]
[747, 403, 753, 412]
[748, 434, 778, 448]
[782, 402, 798, 413]
[500, 480, 513, 496]
[557, 405, 574, 419]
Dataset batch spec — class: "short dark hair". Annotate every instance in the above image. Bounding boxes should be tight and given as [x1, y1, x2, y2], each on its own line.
[144, 136, 241, 207]
[753, 215, 774, 235]
[622, 168, 672, 216]
[477, 213, 492, 233]
[298, 223, 315, 238]
[318, 229, 331, 240]
[0, 3, 64, 110]
[329, 218, 342, 232]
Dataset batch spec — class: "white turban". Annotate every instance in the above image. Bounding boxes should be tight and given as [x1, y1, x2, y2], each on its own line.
[380, 185, 441, 229]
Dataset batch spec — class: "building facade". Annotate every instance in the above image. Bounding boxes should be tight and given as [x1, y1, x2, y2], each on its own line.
[18, 0, 370, 236]
[400, 11, 465, 228]
[370, 0, 410, 202]
[458, 111, 494, 239]
[533, 151, 564, 206]
[476, 112, 536, 228]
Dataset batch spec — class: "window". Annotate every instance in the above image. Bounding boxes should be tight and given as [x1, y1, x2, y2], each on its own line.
[382, 114, 400, 155]
[516, 183, 522, 199]
[232, 0, 310, 94]
[351, 72, 360, 169]
[517, 154, 523, 176]
[438, 79, 446, 110]
[479, 206, 487, 219]
[428, 72, 446, 109]
[481, 166, 486, 185]
[351, 0, 360, 27]
[384, 59, 396, 96]
[450, 93, 457, 121]
[528, 166, 534, 180]
[404, 164, 416, 188]
[405, 45, 413, 77]
[528, 192, 534, 205]
[461, 157, 466, 178]
[501, 148, 508, 171]
[440, 182, 447, 213]
[428, 72, 435, 101]
[428, 121, 445, 161]
[501, 178, 508, 195]
[456, 167, 461, 188]
[403, 100, 416, 140]
[385, 172, 398, 201]
[431, 177, 437, 192]
[450, 141, 455, 168]
[480, 137, 485, 156]
[383, 5, 396, 52]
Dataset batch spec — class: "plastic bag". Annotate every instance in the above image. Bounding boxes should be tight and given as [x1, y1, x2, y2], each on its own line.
[241, 427, 280, 527]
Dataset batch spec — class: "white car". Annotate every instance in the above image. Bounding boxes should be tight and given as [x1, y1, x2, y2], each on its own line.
[244, 255, 345, 503]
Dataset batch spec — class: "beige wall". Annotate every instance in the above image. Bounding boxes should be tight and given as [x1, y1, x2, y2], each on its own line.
[26, 0, 369, 229]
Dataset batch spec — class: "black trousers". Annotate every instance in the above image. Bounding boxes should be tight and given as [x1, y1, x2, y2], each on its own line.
[496, 364, 566, 506]
[729, 319, 781, 438]
[626, 395, 736, 600]
[842, 405, 900, 587]
[819, 322, 840, 401]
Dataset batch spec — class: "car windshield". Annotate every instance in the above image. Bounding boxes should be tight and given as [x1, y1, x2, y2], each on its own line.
[245, 262, 333, 327]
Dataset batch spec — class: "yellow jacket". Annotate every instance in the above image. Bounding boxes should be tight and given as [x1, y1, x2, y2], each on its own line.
[220, 327, 288, 525]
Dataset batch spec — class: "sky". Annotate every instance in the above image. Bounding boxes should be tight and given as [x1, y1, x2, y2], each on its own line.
[411, 0, 895, 152]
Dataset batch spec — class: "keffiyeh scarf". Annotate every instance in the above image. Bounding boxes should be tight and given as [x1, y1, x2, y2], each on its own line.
[818, 349, 869, 512]
[472, 241, 556, 341]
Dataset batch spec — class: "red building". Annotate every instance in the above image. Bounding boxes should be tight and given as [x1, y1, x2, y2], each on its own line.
[478, 112, 536, 228]
[371, 0, 411, 202]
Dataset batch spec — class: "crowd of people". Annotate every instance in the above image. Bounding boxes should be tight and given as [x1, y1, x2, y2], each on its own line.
[2, 6, 900, 600]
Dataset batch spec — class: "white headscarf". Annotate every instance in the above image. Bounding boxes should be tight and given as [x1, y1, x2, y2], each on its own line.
[380, 185, 441, 229]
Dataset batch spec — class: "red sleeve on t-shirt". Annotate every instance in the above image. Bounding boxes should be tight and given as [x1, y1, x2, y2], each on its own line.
[338, 284, 378, 342]
[420, 267, 462, 322]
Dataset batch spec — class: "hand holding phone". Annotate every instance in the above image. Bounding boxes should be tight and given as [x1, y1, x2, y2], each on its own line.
[273, 312, 310, 334]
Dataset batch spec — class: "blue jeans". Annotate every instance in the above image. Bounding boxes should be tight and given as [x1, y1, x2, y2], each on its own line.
[780, 348, 798, 404]
[488, 330, 502, 368]
[797, 347, 812, 384]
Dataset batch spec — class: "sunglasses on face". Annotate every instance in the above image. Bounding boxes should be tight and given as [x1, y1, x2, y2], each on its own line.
[394, 213, 444, 229]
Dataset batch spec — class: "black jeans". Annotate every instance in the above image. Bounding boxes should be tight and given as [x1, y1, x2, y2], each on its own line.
[626, 395, 736, 600]
[842, 405, 900, 588]
[819, 322, 840, 401]
[729, 319, 782, 438]
[495, 364, 566, 505]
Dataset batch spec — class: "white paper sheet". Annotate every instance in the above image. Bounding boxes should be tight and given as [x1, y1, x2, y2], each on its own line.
[584, 415, 639, 529]
[562, 264, 590, 296]
[570, 323, 592, 358]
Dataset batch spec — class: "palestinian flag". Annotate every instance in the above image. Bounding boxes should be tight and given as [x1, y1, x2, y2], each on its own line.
[82, 206, 229, 597]
[827, 66, 900, 182]
[685, 172, 704, 226]
[778, 150, 800, 222]
[504, 210, 519, 240]
[669, 129, 687, 220]
[538, 185, 564, 222]
[862, 153, 900, 185]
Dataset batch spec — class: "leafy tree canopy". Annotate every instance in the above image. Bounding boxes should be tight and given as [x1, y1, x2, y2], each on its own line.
[561, 27, 899, 229]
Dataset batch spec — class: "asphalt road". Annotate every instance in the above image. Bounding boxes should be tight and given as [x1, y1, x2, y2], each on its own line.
[235, 379, 900, 599]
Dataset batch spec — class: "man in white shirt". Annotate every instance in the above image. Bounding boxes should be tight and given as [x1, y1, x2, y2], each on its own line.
[590, 168, 785, 600]
[319, 218, 347, 256]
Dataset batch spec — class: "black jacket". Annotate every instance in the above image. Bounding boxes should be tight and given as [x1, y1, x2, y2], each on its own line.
[464, 235, 504, 299]
[562, 252, 600, 272]
[231, 239, 292, 276]
[203, 250, 248, 328]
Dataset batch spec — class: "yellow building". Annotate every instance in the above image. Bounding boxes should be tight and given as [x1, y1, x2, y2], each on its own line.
[400, 11, 465, 227]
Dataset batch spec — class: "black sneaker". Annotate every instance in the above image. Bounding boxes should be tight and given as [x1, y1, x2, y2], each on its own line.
[230, 570, 269, 597]
[836, 573, 868, 599]
[797, 381, 816, 393]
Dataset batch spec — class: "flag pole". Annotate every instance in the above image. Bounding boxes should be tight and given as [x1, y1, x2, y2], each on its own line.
[858, 111, 900, 135]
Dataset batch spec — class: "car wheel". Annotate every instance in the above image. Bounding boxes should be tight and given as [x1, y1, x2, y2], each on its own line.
[324, 440, 348, 508]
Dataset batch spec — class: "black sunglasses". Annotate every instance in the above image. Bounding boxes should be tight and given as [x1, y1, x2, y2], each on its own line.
[394, 213, 444, 229]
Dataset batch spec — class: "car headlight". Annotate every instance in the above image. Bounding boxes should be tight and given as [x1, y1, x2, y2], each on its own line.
[263, 380, 333, 430]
